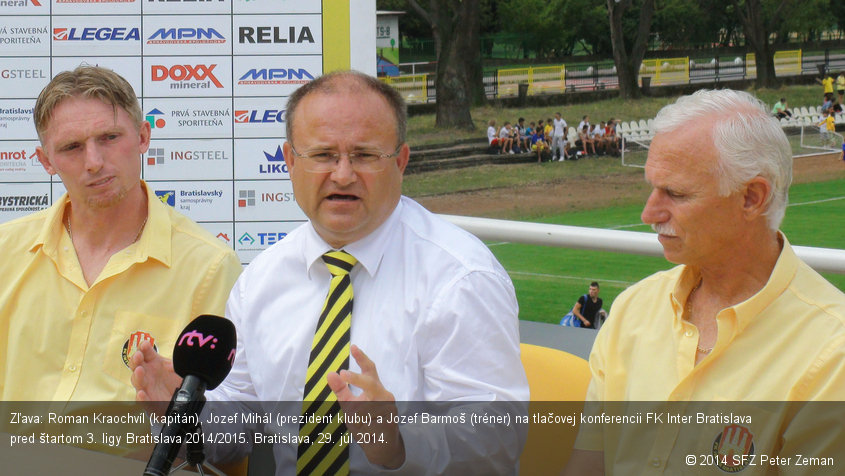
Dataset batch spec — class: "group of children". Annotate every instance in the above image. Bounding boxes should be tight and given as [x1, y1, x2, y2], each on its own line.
[486, 114, 623, 163]
[817, 71, 845, 153]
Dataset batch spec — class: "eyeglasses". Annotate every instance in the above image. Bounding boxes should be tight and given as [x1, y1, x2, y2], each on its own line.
[289, 144, 402, 173]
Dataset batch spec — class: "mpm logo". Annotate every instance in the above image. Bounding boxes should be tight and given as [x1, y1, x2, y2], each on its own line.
[238, 68, 314, 85]
[147, 28, 225, 44]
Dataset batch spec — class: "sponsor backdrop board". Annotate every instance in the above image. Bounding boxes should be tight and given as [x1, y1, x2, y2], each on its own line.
[0, 0, 377, 264]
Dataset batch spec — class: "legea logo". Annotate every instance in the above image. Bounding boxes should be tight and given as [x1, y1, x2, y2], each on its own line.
[234, 109, 284, 124]
[151, 64, 223, 88]
[53, 27, 140, 41]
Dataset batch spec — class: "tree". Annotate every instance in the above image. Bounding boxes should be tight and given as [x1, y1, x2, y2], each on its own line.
[607, 0, 656, 99]
[405, 0, 482, 130]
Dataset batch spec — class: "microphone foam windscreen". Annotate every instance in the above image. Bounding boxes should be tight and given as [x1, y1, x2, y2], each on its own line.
[172, 315, 237, 390]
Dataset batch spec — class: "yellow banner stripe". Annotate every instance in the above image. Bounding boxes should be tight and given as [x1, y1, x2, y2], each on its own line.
[322, 0, 351, 73]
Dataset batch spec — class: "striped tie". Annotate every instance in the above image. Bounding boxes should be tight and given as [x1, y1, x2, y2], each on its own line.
[297, 250, 357, 476]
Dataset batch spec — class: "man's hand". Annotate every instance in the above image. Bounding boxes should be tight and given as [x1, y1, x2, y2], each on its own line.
[327, 345, 405, 470]
[129, 340, 183, 414]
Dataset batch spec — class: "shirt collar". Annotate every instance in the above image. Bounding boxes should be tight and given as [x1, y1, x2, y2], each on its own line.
[135, 181, 172, 267]
[29, 181, 172, 267]
[670, 231, 797, 333]
[303, 198, 403, 279]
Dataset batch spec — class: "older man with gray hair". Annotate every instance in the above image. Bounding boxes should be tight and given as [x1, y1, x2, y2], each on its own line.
[564, 89, 845, 474]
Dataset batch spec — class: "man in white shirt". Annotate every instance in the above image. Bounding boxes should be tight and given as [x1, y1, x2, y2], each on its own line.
[131, 70, 528, 475]
[552, 112, 567, 161]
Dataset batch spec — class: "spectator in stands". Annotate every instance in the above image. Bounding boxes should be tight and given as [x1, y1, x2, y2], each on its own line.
[837, 71, 845, 104]
[486, 119, 501, 154]
[591, 123, 607, 155]
[577, 124, 596, 156]
[577, 115, 590, 134]
[822, 93, 834, 113]
[571, 282, 605, 329]
[517, 117, 531, 151]
[552, 112, 568, 161]
[499, 121, 515, 154]
[771, 98, 792, 119]
[605, 118, 621, 156]
[563, 88, 845, 475]
[544, 118, 554, 143]
[531, 127, 550, 163]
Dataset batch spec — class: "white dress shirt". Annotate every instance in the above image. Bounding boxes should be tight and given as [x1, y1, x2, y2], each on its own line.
[207, 196, 528, 475]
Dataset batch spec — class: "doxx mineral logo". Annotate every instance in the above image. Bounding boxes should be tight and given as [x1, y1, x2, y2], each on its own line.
[151, 64, 223, 89]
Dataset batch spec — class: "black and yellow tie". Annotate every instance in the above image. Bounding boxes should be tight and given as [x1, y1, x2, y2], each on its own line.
[297, 250, 357, 476]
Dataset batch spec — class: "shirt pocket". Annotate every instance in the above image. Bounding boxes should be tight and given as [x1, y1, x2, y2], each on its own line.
[101, 311, 183, 385]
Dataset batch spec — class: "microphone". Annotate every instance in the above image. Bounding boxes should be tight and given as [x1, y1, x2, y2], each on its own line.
[143, 315, 236, 476]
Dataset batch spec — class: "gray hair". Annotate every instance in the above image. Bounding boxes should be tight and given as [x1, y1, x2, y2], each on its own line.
[652, 89, 792, 230]
[285, 70, 407, 146]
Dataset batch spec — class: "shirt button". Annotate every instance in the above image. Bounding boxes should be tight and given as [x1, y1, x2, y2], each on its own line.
[651, 457, 661, 467]
[68, 365, 77, 372]
[685, 330, 694, 337]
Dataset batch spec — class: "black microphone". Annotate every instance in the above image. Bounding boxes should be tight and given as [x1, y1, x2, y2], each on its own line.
[143, 315, 236, 476]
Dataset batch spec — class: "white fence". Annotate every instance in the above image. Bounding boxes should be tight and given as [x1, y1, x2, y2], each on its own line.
[441, 215, 845, 275]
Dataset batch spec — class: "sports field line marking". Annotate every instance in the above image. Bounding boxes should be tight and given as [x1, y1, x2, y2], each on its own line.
[606, 196, 845, 229]
[508, 270, 633, 286]
[788, 196, 845, 206]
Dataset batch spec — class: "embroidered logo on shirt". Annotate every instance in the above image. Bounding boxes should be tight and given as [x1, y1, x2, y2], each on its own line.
[121, 331, 158, 369]
[712, 424, 755, 472]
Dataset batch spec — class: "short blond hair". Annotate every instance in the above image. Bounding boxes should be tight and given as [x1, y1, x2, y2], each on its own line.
[34, 65, 143, 140]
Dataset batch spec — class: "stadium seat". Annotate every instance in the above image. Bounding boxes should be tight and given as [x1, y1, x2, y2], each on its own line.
[519, 343, 591, 475]
[646, 118, 655, 131]
[619, 122, 630, 134]
[799, 106, 809, 118]
[628, 121, 640, 133]
[638, 119, 648, 131]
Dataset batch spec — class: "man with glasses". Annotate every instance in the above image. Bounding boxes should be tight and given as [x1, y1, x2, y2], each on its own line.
[132, 70, 528, 474]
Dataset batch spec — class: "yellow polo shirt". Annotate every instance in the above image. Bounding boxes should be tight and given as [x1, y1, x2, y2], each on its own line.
[0, 182, 242, 401]
[576, 234, 845, 474]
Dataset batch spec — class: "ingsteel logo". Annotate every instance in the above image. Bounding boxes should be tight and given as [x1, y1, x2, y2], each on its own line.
[151, 64, 223, 88]
[53, 27, 140, 41]
[147, 27, 225, 44]
[237, 68, 314, 85]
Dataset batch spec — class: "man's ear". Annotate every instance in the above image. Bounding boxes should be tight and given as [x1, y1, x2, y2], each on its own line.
[35, 146, 56, 175]
[742, 176, 772, 221]
[395, 143, 410, 176]
[138, 120, 152, 155]
[283, 141, 295, 171]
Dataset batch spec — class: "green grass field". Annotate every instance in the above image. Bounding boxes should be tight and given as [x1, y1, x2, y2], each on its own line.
[487, 179, 845, 324]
